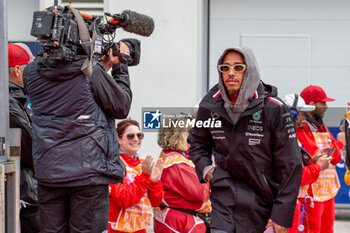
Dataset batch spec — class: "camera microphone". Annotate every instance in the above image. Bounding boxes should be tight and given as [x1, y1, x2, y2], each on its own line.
[120, 10, 155, 37]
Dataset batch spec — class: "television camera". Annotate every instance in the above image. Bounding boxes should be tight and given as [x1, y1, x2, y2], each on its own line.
[30, 0, 154, 66]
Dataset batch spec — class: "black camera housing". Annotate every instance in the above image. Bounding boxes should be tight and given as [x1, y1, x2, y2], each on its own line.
[31, 8, 81, 61]
[110, 39, 141, 66]
[31, 11, 54, 39]
[30, 5, 141, 65]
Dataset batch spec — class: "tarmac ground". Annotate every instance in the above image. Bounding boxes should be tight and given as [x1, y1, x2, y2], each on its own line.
[334, 209, 350, 233]
[146, 209, 350, 233]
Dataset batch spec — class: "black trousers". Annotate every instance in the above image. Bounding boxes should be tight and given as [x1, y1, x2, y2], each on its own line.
[20, 205, 41, 233]
[38, 184, 109, 233]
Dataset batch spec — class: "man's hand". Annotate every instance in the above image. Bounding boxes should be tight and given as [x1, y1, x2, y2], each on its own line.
[312, 148, 327, 163]
[109, 41, 130, 64]
[205, 167, 215, 182]
[101, 41, 130, 71]
[316, 154, 332, 170]
[141, 155, 154, 175]
[265, 219, 288, 233]
[150, 158, 164, 182]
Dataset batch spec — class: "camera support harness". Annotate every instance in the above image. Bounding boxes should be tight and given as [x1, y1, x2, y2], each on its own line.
[70, 7, 96, 77]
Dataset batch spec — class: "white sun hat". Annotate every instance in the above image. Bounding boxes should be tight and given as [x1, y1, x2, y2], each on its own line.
[283, 94, 315, 112]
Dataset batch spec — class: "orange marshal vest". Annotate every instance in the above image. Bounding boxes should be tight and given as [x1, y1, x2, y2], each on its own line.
[305, 122, 340, 202]
[109, 157, 152, 232]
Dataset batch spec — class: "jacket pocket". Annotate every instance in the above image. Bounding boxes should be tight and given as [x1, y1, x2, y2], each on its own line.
[81, 129, 107, 170]
[261, 172, 274, 203]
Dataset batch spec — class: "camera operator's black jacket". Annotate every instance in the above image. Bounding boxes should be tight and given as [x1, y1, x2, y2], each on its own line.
[23, 56, 132, 186]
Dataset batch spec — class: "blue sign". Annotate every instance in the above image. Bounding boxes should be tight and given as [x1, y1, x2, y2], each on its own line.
[329, 127, 350, 205]
[335, 159, 350, 204]
[143, 110, 161, 129]
[9, 41, 42, 57]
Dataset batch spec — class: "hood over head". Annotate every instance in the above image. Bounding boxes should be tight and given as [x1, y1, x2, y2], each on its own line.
[35, 55, 87, 81]
[217, 47, 261, 124]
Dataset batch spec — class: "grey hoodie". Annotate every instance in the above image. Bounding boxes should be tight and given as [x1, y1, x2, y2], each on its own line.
[217, 47, 261, 125]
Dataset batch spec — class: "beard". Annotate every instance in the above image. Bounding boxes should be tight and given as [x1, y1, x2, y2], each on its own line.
[227, 88, 239, 96]
[310, 108, 326, 120]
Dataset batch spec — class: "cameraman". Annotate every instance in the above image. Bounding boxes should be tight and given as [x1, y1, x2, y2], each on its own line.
[23, 41, 132, 232]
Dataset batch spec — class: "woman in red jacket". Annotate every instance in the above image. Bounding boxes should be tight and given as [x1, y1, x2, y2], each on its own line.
[153, 115, 211, 233]
[108, 119, 164, 233]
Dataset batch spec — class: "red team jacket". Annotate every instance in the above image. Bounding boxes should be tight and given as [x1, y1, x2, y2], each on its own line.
[153, 150, 211, 233]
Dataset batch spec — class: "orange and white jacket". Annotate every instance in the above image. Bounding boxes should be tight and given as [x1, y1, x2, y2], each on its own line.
[297, 119, 343, 202]
[108, 153, 163, 233]
[153, 150, 211, 233]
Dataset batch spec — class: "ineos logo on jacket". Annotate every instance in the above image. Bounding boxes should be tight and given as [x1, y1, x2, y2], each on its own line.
[247, 125, 263, 132]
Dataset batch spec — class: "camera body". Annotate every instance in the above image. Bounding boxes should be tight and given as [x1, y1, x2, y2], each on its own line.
[30, 4, 141, 66]
[31, 8, 82, 61]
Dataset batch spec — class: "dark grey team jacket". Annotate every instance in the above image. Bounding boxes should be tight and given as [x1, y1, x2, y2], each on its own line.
[23, 56, 132, 186]
[188, 82, 302, 230]
[189, 47, 302, 231]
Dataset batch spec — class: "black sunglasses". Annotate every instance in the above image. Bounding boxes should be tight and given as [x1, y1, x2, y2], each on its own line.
[126, 132, 144, 140]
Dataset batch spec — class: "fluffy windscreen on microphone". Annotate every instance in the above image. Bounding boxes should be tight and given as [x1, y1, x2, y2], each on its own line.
[121, 10, 155, 37]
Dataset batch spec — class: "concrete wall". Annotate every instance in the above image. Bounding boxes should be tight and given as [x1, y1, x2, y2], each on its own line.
[7, 0, 39, 41]
[9, 0, 349, 153]
[209, 0, 350, 127]
[209, 0, 350, 108]
[12, 0, 208, 158]
[106, 0, 208, 157]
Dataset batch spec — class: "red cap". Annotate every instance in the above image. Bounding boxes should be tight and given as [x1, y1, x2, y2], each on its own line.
[300, 85, 335, 104]
[8, 43, 30, 67]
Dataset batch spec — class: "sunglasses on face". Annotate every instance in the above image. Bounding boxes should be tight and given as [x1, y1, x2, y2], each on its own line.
[126, 132, 144, 140]
[218, 64, 246, 73]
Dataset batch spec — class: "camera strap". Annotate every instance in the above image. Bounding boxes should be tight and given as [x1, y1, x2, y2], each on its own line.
[70, 7, 94, 77]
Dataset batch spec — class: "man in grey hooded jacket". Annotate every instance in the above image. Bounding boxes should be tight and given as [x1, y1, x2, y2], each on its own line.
[188, 47, 302, 233]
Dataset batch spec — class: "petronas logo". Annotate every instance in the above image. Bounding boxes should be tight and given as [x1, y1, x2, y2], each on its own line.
[252, 110, 262, 120]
